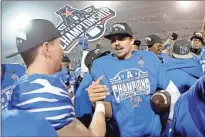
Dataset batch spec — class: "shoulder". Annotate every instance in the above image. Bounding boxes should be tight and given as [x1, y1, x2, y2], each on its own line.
[92, 54, 113, 66]
[133, 51, 160, 62]
[133, 50, 157, 56]
[12, 74, 68, 96]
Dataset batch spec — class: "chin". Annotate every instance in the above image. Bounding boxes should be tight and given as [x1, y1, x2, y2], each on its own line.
[116, 54, 126, 59]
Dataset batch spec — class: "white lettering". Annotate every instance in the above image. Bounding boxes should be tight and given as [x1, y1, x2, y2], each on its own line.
[70, 28, 82, 37]
[61, 35, 71, 45]
[84, 20, 93, 27]
[79, 22, 88, 29]
[65, 33, 75, 41]
[127, 71, 133, 78]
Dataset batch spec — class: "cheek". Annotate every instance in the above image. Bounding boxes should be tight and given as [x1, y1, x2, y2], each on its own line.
[154, 46, 159, 50]
[123, 41, 131, 51]
[52, 46, 62, 60]
[111, 43, 115, 49]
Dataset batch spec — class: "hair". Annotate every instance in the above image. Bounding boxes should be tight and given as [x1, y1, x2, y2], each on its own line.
[148, 44, 154, 48]
[20, 46, 40, 67]
[20, 40, 56, 67]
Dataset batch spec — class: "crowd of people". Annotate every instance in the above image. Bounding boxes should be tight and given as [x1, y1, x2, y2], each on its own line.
[1, 14, 205, 137]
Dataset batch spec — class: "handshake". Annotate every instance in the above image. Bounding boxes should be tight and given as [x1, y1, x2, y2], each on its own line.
[86, 76, 112, 118]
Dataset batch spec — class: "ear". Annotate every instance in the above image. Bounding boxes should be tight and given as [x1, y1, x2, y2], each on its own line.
[42, 42, 50, 58]
[131, 37, 135, 45]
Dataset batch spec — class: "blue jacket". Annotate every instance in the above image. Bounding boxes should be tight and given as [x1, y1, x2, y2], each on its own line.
[163, 76, 205, 137]
[164, 59, 203, 93]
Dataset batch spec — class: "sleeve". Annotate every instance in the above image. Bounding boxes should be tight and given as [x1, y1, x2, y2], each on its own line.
[81, 50, 89, 73]
[186, 75, 197, 88]
[162, 97, 182, 137]
[74, 74, 93, 117]
[153, 54, 170, 89]
[10, 78, 75, 130]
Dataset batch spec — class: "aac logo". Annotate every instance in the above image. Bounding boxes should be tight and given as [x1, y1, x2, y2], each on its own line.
[55, 5, 116, 53]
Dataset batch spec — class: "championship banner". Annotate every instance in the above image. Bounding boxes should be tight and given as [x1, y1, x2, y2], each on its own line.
[55, 5, 116, 53]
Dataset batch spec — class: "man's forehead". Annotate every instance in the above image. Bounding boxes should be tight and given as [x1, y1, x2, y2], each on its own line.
[154, 43, 162, 46]
[110, 34, 131, 39]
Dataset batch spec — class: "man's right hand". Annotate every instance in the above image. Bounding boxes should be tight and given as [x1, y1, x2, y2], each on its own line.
[86, 76, 110, 103]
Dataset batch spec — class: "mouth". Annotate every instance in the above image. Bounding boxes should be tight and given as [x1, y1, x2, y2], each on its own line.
[115, 46, 124, 51]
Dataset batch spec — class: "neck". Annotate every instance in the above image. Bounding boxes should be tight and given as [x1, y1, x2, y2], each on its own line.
[124, 51, 132, 59]
[26, 60, 54, 76]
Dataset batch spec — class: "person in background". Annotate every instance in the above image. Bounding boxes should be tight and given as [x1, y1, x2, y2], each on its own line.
[74, 49, 117, 137]
[163, 76, 205, 137]
[96, 37, 104, 49]
[132, 40, 141, 51]
[54, 55, 74, 98]
[164, 39, 203, 94]
[190, 31, 205, 56]
[75, 48, 110, 120]
[162, 33, 178, 58]
[145, 34, 170, 63]
[190, 31, 205, 73]
[1, 64, 26, 111]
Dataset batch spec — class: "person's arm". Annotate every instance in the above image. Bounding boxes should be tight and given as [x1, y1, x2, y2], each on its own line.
[10, 78, 106, 137]
[58, 77, 107, 136]
[162, 98, 181, 137]
[96, 37, 104, 49]
[155, 54, 181, 120]
[57, 101, 106, 137]
[81, 50, 89, 74]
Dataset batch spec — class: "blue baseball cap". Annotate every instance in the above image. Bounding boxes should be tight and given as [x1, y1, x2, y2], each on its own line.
[2, 109, 58, 137]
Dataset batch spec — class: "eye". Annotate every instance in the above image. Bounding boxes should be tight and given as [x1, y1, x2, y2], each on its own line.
[111, 39, 116, 44]
[119, 36, 126, 41]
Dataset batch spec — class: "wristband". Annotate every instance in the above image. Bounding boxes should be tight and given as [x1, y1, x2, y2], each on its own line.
[95, 101, 105, 114]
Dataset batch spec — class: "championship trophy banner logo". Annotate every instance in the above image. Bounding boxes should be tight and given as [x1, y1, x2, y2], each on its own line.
[55, 5, 116, 53]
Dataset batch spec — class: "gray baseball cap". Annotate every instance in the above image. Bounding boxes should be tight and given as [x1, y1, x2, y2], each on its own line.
[172, 40, 193, 59]
[190, 31, 204, 45]
[6, 19, 61, 58]
[145, 34, 162, 47]
[104, 23, 133, 40]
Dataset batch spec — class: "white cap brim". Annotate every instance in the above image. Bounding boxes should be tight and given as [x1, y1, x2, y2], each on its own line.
[172, 53, 193, 59]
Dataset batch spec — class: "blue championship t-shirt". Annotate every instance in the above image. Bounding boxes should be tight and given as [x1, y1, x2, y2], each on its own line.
[90, 51, 169, 136]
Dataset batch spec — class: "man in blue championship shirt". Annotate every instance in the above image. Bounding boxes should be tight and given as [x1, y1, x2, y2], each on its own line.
[6, 19, 107, 136]
[86, 23, 181, 137]
[1, 63, 26, 111]
[163, 76, 205, 137]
